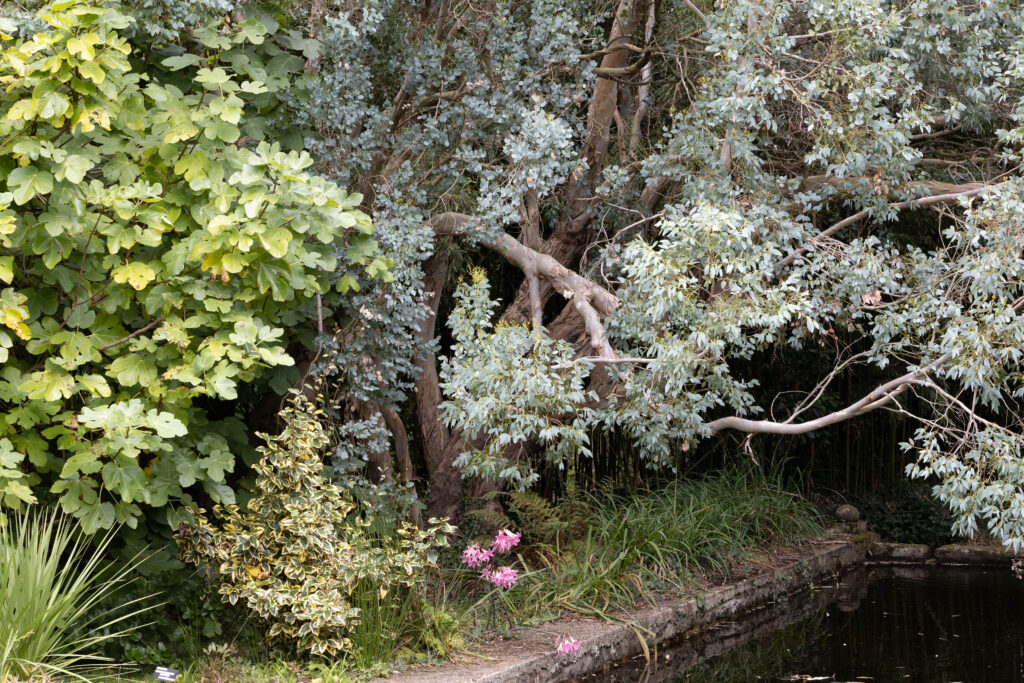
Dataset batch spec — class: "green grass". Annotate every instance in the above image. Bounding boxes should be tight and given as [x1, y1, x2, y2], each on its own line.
[498, 467, 825, 621]
[94, 657, 376, 683]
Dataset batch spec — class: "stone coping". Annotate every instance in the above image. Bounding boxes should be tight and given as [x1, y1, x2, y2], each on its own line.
[372, 533, 868, 683]
[868, 540, 1022, 566]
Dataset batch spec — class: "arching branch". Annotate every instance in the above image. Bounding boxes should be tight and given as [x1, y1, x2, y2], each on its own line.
[707, 354, 950, 436]
[777, 182, 1005, 272]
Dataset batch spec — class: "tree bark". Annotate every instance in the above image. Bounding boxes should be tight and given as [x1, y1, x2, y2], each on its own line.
[410, 1, 649, 520]
[502, 0, 642, 325]
[380, 404, 422, 527]
[413, 251, 452, 478]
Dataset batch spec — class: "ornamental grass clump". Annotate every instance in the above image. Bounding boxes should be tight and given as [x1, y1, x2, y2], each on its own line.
[0, 509, 153, 681]
[176, 397, 454, 658]
[504, 467, 823, 622]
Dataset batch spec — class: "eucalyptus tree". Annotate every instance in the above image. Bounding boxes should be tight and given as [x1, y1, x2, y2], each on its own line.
[287, 0, 1024, 550]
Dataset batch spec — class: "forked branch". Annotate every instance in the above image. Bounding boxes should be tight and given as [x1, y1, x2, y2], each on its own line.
[428, 212, 621, 359]
[707, 353, 950, 436]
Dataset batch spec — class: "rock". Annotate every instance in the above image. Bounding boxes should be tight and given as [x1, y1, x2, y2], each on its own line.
[869, 542, 931, 563]
[934, 543, 1018, 565]
[835, 504, 860, 522]
[841, 520, 868, 534]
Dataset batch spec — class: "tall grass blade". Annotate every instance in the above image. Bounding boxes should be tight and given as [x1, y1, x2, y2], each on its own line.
[0, 509, 158, 681]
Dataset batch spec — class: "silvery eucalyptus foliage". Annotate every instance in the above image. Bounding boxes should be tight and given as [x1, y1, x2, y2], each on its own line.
[290, 0, 1024, 545]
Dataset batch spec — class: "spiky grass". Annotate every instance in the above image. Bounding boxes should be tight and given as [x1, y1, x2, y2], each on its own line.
[0, 509, 156, 681]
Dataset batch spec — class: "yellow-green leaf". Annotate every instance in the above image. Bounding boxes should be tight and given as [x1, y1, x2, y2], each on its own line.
[259, 228, 293, 258]
[78, 60, 105, 83]
[112, 262, 156, 290]
[77, 373, 111, 397]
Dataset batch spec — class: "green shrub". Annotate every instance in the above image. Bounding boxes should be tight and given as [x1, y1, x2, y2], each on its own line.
[0, 0, 385, 532]
[176, 397, 454, 658]
[0, 509, 154, 680]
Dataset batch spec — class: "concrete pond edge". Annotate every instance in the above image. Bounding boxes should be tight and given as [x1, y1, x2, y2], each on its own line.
[377, 533, 869, 683]
[514, 536, 867, 683]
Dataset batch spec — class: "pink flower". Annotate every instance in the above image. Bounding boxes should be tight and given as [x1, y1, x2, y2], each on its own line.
[556, 636, 582, 657]
[461, 544, 494, 568]
[488, 565, 518, 589]
[491, 529, 521, 553]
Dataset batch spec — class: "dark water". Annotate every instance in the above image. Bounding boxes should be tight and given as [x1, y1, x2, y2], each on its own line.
[584, 566, 1024, 683]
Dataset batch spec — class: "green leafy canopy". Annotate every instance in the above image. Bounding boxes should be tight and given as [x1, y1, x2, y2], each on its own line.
[0, 0, 384, 532]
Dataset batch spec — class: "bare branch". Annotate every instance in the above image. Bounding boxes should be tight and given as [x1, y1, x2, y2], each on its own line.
[572, 290, 616, 358]
[98, 316, 165, 352]
[578, 42, 648, 61]
[594, 50, 651, 79]
[526, 272, 542, 328]
[380, 405, 421, 527]
[501, 0, 639, 326]
[429, 212, 621, 359]
[413, 252, 453, 477]
[681, 0, 707, 25]
[517, 189, 541, 249]
[429, 213, 618, 313]
[780, 349, 872, 423]
[777, 182, 1005, 271]
[629, 0, 658, 159]
[552, 356, 655, 369]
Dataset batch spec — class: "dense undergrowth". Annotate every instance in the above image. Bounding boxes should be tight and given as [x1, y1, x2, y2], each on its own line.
[469, 468, 825, 626]
[0, 467, 821, 682]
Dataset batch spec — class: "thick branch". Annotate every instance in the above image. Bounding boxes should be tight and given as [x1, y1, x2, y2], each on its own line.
[628, 0, 658, 159]
[526, 272, 543, 328]
[579, 42, 648, 60]
[429, 213, 620, 356]
[380, 405, 421, 527]
[594, 50, 651, 79]
[502, 0, 639, 325]
[796, 176, 986, 195]
[518, 189, 541, 249]
[413, 252, 452, 476]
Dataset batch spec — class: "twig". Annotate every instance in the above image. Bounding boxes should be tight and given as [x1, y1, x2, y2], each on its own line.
[98, 316, 165, 352]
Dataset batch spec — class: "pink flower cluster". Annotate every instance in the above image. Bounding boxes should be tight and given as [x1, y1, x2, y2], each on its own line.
[461, 544, 494, 568]
[555, 636, 582, 657]
[461, 529, 523, 589]
[492, 529, 521, 553]
[488, 566, 518, 589]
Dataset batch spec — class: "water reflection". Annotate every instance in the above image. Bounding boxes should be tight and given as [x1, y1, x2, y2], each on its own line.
[582, 566, 1024, 683]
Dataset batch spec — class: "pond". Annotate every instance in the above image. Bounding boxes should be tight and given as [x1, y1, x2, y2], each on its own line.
[581, 565, 1024, 683]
